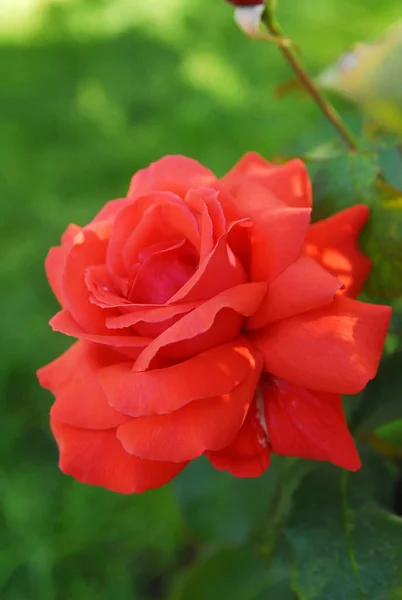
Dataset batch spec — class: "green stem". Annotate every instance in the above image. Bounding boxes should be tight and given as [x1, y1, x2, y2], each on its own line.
[261, 7, 357, 150]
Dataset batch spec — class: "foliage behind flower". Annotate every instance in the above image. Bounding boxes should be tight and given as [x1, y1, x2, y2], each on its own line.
[37, 153, 391, 493]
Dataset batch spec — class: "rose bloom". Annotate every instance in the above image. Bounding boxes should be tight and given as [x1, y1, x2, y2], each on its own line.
[38, 153, 391, 494]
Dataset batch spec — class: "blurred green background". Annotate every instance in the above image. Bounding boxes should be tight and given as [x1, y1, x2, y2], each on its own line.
[1, 0, 401, 598]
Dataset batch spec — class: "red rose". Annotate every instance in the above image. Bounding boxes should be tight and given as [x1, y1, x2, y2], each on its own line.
[38, 153, 391, 493]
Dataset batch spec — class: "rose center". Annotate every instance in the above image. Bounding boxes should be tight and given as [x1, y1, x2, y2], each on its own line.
[124, 239, 198, 305]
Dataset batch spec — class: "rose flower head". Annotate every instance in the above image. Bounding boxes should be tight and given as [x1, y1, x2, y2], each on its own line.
[38, 153, 391, 493]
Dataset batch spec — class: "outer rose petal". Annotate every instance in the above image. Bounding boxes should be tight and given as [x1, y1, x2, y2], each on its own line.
[38, 341, 130, 430]
[250, 205, 311, 282]
[116, 343, 263, 462]
[222, 152, 273, 183]
[50, 310, 150, 360]
[90, 198, 129, 224]
[100, 339, 254, 417]
[222, 153, 312, 208]
[251, 295, 391, 394]
[247, 256, 343, 329]
[127, 155, 218, 200]
[306, 204, 372, 298]
[45, 224, 82, 308]
[61, 223, 82, 248]
[207, 394, 271, 477]
[221, 171, 312, 282]
[264, 378, 361, 471]
[134, 282, 267, 370]
[51, 421, 187, 494]
[219, 180, 285, 223]
[62, 227, 114, 333]
[45, 246, 67, 307]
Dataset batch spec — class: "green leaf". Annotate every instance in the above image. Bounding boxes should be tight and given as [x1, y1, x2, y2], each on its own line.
[174, 456, 309, 545]
[286, 455, 402, 600]
[170, 544, 296, 600]
[376, 420, 402, 447]
[361, 196, 402, 297]
[170, 545, 269, 600]
[172, 456, 305, 599]
[310, 151, 380, 221]
[174, 456, 281, 544]
[389, 298, 402, 336]
[379, 146, 402, 192]
[350, 350, 402, 434]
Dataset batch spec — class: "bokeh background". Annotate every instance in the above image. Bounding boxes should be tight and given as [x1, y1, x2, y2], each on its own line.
[1, 0, 401, 598]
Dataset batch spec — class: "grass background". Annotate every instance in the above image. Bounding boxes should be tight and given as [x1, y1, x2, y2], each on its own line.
[1, 0, 401, 597]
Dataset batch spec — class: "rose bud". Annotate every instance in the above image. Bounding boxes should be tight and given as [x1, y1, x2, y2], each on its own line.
[226, 1, 269, 40]
[38, 153, 391, 493]
[225, 0, 264, 5]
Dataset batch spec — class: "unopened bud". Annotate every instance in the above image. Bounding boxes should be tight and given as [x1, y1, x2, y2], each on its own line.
[233, 4, 270, 40]
[225, 0, 263, 5]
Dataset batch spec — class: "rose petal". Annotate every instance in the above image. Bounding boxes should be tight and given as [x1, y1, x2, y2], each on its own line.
[45, 246, 67, 307]
[86, 265, 133, 308]
[100, 338, 255, 417]
[185, 187, 228, 252]
[116, 343, 262, 462]
[51, 421, 187, 493]
[38, 341, 130, 430]
[201, 189, 227, 240]
[247, 255, 343, 329]
[222, 152, 273, 184]
[259, 160, 312, 208]
[129, 241, 196, 304]
[90, 198, 128, 224]
[219, 176, 312, 281]
[185, 188, 215, 262]
[62, 227, 113, 333]
[50, 310, 150, 359]
[167, 220, 249, 304]
[130, 318, 184, 339]
[45, 224, 83, 308]
[88, 269, 201, 336]
[250, 205, 311, 282]
[207, 391, 271, 477]
[127, 155, 218, 200]
[122, 208, 199, 278]
[61, 224, 81, 248]
[222, 153, 312, 208]
[306, 204, 371, 298]
[134, 282, 267, 370]
[107, 192, 199, 277]
[251, 295, 391, 394]
[106, 302, 201, 329]
[220, 178, 287, 224]
[264, 378, 361, 470]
